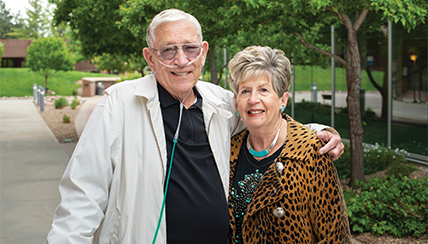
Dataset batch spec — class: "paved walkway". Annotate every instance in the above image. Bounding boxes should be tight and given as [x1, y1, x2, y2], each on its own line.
[0, 100, 69, 243]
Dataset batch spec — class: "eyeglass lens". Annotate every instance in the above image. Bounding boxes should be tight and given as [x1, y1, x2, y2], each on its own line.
[159, 44, 201, 60]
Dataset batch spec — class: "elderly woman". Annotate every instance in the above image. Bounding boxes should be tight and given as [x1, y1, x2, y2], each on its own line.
[227, 46, 351, 244]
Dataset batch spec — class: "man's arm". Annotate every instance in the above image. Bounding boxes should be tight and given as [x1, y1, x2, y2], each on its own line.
[48, 105, 117, 243]
[304, 123, 345, 161]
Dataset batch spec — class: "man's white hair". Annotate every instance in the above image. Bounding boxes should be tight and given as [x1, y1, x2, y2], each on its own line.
[146, 9, 203, 47]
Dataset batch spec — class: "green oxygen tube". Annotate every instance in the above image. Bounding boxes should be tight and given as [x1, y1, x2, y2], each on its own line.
[152, 91, 190, 244]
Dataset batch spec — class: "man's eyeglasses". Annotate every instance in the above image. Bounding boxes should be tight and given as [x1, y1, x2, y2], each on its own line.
[150, 43, 202, 60]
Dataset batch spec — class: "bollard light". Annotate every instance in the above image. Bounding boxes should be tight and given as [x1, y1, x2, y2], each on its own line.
[33, 83, 37, 102]
[39, 87, 45, 112]
[311, 83, 318, 103]
[37, 86, 41, 106]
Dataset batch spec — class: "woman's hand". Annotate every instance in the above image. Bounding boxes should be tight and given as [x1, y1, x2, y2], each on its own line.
[317, 131, 344, 161]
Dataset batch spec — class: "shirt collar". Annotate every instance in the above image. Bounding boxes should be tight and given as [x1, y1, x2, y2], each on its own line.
[157, 82, 203, 110]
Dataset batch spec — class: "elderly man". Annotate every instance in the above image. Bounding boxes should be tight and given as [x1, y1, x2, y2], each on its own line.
[48, 9, 344, 244]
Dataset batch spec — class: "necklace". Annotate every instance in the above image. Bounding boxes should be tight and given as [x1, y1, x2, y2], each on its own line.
[244, 146, 275, 168]
[246, 126, 281, 158]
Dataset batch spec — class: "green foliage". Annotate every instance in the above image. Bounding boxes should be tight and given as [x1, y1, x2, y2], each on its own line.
[0, 68, 120, 96]
[344, 176, 428, 237]
[62, 114, 70, 123]
[334, 143, 410, 179]
[54, 97, 68, 109]
[70, 97, 80, 109]
[0, 42, 4, 60]
[387, 161, 420, 179]
[0, 0, 17, 39]
[26, 36, 75, 89]
[6, 0, 51, 39]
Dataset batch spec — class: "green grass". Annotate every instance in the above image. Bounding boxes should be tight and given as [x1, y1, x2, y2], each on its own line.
[293, 65, 384, 92]
[217, 65, 385, 92]
[0, 68, 119, 97]
[2, 64, 383, 96]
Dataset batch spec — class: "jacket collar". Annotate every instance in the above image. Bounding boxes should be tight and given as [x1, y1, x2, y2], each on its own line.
[231, 114, 313, 163]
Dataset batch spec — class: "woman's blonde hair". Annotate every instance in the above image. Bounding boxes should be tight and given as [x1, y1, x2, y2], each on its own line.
[228, 46, 291, 97]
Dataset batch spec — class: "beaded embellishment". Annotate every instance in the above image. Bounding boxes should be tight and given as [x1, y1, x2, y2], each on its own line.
[230, 169, 263, 244]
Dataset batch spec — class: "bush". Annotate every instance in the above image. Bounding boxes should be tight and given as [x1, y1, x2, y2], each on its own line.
[334, 143, 410, 179]
[344, 176, 428, 237]
[62, 114, 70, 123]
[55, 97, 69, 109]
[71, 98, 80, 109]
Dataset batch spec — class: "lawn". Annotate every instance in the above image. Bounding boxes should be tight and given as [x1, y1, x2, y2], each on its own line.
[0, 68, 119, 97]
[217, 65, 385, 92]
[2, 64, 384, 97]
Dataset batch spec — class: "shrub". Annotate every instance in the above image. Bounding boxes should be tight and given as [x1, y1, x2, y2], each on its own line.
[71, 98, 80, 109]
[62, 114, 70, 123]
[364, 107, 377, 118]
[55, 97, 69, 109]
[334, 143, 410, 179]
[387, 161, 419, 178]
[72, 90, 78, 96]
[344, 176, 428, 237]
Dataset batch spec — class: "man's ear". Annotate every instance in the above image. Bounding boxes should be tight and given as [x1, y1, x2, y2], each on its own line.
[143, 47, 156, 72]
[201, 41, 209, 66]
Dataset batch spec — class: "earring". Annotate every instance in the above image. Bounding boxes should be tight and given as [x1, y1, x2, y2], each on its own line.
[236, 111, 240, 117]
[281, 106, 285, 113]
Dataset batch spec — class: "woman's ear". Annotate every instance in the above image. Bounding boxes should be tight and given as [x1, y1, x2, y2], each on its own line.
[281, 92, 290, 108]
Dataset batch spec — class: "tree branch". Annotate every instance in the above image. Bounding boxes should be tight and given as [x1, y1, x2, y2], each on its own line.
[294, 32, 347, 67]
[354, 7, 369, 31]
[365, 66, 382, 91]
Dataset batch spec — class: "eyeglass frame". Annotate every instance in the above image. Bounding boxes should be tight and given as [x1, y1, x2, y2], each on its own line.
[149, 43, 203, 61]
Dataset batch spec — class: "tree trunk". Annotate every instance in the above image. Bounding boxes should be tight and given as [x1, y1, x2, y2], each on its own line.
[208, 44, 219, 85]
[45, 75, 48, 91]
[346, 28, 365, 187]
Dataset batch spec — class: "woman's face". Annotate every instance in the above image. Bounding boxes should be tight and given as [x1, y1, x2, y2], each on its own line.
[234, 76, 289, 131]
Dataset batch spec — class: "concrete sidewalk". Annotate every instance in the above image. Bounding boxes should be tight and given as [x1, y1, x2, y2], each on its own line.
[0, 100, 70, 243]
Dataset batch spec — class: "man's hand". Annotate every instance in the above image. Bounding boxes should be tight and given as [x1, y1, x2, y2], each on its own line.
[317, 131, 344, 161]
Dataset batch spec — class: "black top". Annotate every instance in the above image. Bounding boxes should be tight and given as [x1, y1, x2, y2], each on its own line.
[158, 83, 229, 244]
[230, 134, 284, 244]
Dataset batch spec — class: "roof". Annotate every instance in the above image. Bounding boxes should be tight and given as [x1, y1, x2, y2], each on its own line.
[0, 39, 33, 58]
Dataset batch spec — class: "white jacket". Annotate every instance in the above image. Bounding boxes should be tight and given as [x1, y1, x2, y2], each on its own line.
[47, 74, 330, 243]
[47, 75, 245, 243]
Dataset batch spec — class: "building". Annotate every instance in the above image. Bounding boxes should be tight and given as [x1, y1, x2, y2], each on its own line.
[1, 39, 32, 67]
[0, 39, 97, 72]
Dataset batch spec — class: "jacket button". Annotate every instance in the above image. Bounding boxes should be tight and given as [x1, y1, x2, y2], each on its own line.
[273, 207, 285, 218]
[275, 162, 284, 173]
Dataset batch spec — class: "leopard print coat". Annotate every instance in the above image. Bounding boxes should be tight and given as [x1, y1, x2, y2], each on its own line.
[228, 115, 351, 244]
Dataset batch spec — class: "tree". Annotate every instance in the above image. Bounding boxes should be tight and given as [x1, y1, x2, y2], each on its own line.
[8, 0, 51, 39]
[0, 0, 24, 39]
[0, 42, 4, 62]
[223, 0, 426, 187]
[26, 36, 74, 90]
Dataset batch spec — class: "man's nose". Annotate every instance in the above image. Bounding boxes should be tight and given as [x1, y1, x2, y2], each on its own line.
[173, 48, 189, 67]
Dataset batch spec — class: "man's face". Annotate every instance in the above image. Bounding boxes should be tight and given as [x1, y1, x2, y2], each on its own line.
[143, 19, 208, 100]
